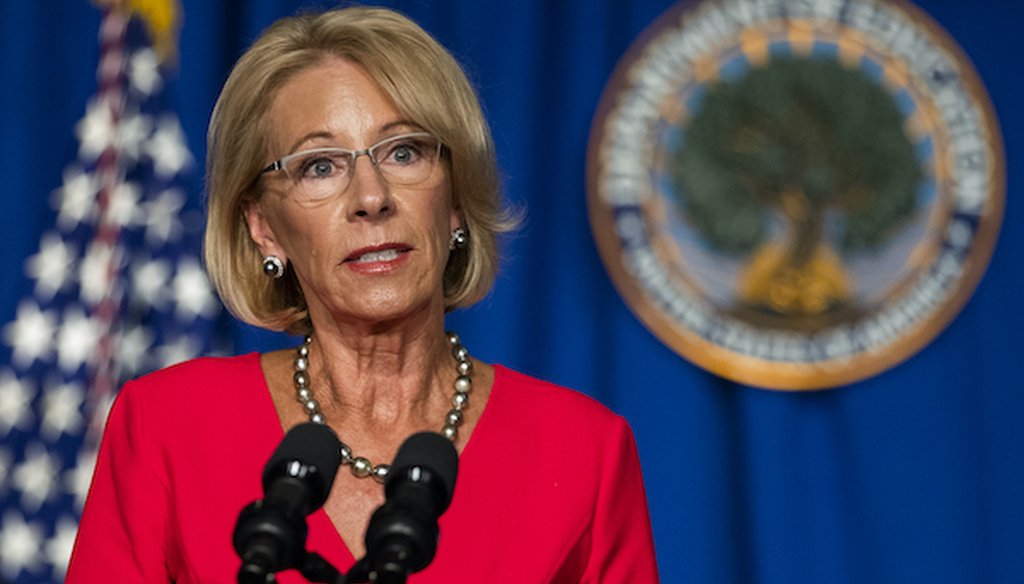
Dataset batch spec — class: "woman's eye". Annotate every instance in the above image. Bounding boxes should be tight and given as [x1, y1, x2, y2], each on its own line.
[384, 142, 422, 165]
[299, 156, 343, 179]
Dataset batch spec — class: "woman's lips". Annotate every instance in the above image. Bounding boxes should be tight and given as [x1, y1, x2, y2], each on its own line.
[343, 244, 412, 273]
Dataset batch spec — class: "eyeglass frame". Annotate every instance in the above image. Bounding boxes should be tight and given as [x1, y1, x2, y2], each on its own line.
[258, 131, 444, 194]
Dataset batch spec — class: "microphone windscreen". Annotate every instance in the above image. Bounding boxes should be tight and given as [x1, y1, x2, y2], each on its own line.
[390, 431, 459, 508]
[263, 422, 342, 506]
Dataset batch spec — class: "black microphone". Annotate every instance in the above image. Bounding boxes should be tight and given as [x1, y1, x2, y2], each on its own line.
[234, 422, 342, 584]
[352, 432, 458, 584]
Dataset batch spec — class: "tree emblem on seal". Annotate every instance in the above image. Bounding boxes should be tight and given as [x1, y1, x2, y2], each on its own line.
[672, 57, 922, 329]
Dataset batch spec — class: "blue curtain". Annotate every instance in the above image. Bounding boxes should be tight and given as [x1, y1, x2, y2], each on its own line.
[1, 1, 1022, 583]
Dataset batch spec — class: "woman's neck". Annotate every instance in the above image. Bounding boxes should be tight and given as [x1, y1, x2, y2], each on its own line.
[303, 308, 454, 433]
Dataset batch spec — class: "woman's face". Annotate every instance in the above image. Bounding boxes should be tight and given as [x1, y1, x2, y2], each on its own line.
[246, 56, 459, 327]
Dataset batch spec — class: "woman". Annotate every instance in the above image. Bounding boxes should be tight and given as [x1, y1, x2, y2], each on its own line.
[67, 6, 658, 583]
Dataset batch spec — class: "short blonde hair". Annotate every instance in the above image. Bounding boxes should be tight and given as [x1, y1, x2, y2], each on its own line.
[204, 6, 517, 334]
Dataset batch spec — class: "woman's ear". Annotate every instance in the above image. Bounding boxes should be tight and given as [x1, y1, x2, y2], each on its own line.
[244, 201, 286, 262]
[449, 209, 463, 233]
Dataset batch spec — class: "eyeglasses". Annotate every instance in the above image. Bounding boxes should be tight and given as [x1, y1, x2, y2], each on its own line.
[260, 132, 444, 202]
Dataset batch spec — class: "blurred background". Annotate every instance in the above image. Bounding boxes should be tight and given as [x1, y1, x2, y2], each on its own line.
[0, 1, 1021, 582]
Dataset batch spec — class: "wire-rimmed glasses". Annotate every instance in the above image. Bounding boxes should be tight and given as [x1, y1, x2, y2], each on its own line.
[260, 132, 443, 202]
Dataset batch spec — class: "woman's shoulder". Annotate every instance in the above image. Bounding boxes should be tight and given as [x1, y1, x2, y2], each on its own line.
[120, 352, 265, 406]
[470, 365, 640, 494]
[490, 364, 626, 432]
[110, 352, 279, 444]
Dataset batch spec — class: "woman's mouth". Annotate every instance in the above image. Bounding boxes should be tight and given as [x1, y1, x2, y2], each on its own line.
[351, 248, 402, 263]
[343, 244, 412, 272]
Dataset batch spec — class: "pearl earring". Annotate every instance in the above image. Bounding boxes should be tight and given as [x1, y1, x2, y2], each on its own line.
[262, 255, 285, 279]
[448, 228, 468, 251]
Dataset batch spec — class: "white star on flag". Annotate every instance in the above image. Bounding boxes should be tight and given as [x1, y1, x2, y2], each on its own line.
[51, 167, 98, 231]
[115, 324, 155, 374]
[0, 371, 35, 435]
[0, 511, 45, 580]
[148, 114, 193, 178]
[75, 96, 119, 162]
[129, 47, 162, 96]
[116, 110, 153, 165]
[12, 443, 59, 514]
[131, 256, 171, 307]
[173, 257, 218, 320]
[142, 188, 185, 244]
[25, 232, 76, 302]
[3, 301, 58, 369]
[105, 180, 143, 228]
[40, 379, 86, 441]
[56, 308, 101, 374]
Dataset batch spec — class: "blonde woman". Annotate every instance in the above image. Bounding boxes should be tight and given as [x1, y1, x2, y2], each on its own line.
[68, 7, 658, 583]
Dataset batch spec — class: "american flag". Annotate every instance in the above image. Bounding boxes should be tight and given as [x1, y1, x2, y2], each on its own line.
[0, 4, 225, 582]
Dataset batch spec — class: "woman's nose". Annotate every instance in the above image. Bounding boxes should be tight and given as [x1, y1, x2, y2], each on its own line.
[345, 153, 393, 219]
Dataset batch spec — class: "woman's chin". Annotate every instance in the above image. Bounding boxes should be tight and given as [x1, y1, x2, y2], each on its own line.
[327, 289, 440, 328]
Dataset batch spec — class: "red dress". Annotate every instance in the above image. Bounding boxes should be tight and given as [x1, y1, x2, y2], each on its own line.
[66, 354, 659, 583]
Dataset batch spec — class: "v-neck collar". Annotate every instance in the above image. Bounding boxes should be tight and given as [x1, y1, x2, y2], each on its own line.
[249, 352, 508, 571]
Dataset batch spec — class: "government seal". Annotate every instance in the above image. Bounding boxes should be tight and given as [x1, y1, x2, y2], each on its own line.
[587, 0, 1004, 389]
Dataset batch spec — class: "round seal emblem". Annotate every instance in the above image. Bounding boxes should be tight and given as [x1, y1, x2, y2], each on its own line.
[587, 0, 1004, 389]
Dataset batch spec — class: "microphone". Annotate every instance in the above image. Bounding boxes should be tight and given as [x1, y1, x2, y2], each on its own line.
[234, 422, 342, 584]
[352, 432, 458, 583]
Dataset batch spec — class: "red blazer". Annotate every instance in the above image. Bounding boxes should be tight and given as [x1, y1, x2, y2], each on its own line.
[67, 354, 659, 583]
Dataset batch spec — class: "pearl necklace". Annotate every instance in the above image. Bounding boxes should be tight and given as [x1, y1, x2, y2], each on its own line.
[292, 331, 473, 484]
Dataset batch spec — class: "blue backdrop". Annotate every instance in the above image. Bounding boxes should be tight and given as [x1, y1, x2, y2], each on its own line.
[1, 1, 1022, 583]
